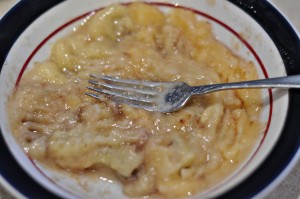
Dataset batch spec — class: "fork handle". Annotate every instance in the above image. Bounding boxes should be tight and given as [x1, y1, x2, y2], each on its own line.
[191, 75, 300, 95]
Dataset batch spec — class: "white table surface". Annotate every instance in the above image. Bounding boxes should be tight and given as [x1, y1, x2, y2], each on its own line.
[0, 0, 299, 198]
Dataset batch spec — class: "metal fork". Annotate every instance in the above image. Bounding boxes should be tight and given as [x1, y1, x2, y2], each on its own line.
[86, 74, 300, 113]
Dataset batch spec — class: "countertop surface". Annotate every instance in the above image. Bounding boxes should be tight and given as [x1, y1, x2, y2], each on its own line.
[0, 0, 299, 199]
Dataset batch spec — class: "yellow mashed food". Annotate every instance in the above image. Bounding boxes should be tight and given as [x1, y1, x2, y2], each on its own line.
[8, 2, 263, 198]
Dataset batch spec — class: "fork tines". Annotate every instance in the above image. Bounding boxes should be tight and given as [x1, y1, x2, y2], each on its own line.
[86, 74, 162, 111]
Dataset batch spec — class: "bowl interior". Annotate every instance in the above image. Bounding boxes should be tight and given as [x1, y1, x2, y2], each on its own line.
[0, 0, 289, 198]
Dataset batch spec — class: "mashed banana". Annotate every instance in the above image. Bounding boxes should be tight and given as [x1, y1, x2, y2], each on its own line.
[8, 3, 262, 198]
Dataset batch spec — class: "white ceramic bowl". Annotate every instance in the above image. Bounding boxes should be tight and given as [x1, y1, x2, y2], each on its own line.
[0, 0, 300, 198]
